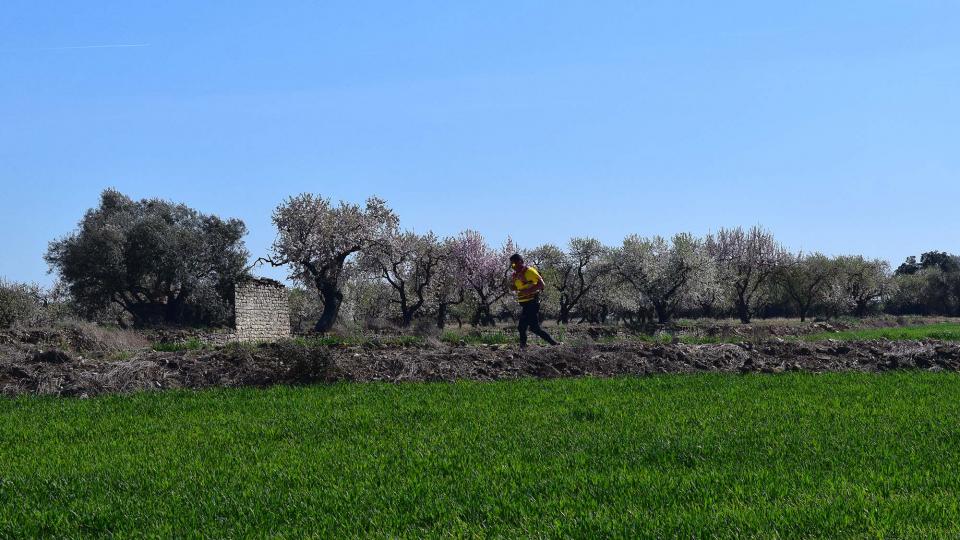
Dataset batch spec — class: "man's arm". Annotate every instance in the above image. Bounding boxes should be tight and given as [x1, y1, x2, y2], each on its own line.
[522, 269, 546, 295]
[509, 272, 521, 291]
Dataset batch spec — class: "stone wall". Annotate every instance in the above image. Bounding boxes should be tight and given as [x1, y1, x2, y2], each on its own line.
[234, 278, 290, 342]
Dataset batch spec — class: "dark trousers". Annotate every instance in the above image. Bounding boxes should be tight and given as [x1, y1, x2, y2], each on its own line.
[518, 297, 557, 347]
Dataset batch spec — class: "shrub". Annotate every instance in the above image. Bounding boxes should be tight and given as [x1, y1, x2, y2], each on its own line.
[0, 279, 41, 328]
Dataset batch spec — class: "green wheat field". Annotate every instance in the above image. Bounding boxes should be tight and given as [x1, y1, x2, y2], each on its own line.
[3, 373, 960, 537]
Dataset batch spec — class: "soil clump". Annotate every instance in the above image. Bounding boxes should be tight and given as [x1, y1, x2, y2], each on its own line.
[3, 338, 960, 397]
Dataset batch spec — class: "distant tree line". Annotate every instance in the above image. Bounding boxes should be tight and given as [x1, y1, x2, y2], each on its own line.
[262, 193, 958, 332]
[0, 189, 954, 331]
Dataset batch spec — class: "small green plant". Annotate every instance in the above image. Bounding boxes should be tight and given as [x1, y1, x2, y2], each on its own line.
[442, 331, 516, 345]
[394, 335, 423, 347]
[802, 323, 960, 343]
[292, 334, 425, 348]
[294, 335, 351, 347]
[151, 338, 205, 352]
[108, 350, 134, 361]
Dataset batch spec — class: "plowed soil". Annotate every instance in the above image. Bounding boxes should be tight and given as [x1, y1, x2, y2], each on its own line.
[4, 338, 960, 397]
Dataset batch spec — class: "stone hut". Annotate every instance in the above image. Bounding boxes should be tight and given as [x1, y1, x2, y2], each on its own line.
[234, 277, 290, 342]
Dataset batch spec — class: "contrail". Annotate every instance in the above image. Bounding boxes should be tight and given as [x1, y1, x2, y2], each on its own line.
[34, 43, 150, 51]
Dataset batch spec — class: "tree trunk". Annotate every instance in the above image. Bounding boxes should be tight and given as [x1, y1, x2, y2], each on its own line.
[473, 303, 495, 327]
[736, 300, 751, 324]
[557, 305, 571, 325]
[164, 292, 186, 325]
[654, 302, 671, 324]
[314, 280, 343, 333]
[436, 303, 448, 329]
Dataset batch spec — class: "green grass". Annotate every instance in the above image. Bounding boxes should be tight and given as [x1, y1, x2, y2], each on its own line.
[627, 323, 960, 345]
[603, 332, 739, 345]
[153, 335, 429, 353]
[442, 326, 568, 346]
[293, 334, 425, 348]
[4, 374, 960, 537]
[677, 334, 742, 344]
[441, 330, 515, 345]
[275, 322, 960, 350]
[107, 350, 134, 361]
[803, 323, 960, 343]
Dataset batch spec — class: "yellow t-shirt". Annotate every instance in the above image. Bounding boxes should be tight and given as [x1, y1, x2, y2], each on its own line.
[514, 266, 542, 303]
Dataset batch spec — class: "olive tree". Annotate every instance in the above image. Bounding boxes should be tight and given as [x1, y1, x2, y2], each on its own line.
[46, 189, 249, 327]
[888, 271, 928, 315]
[613, 233, 712, 324]
[706, 226, 788, 324]
[264, 194, 398, 332]
[891, 252, 960, 316]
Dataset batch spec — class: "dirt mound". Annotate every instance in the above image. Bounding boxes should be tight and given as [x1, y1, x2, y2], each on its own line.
[0, 322, 148, 357]
[4, 339, 960, 398]
[331, 340, 960, 382]
[0, 340, 332, 397]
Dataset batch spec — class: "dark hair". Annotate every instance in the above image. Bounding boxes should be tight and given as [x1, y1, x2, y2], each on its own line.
[509, 253, 523, 263]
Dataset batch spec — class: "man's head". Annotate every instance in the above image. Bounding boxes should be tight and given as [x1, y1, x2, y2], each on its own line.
[509, 253, 524, 272]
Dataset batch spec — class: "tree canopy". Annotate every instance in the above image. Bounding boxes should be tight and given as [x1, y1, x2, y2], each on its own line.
[46, 189, 249, 327]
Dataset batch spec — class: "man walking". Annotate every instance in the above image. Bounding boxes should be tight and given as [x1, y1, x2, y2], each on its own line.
[509, 253, 559, 349]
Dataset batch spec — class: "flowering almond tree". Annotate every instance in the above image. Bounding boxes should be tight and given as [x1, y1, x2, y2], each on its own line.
[430, 237, 466, 329]
[451, 230, 514, 326]
[263, 194, 398, 332]
[613, 233, 711, 324]
[834, 255, 892, 316]
[707, 226, 788, 324]
[555, 238, 609, 324]
[528, 238, 609, 324]
[778, 252, 836, 321]
[360, 231, 445, 326]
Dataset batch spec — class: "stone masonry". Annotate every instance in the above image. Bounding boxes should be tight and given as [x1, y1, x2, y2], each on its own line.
[234, 278, 290, 342]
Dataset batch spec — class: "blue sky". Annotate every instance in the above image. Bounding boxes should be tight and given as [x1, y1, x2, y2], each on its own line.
[2, 1, 958, 285]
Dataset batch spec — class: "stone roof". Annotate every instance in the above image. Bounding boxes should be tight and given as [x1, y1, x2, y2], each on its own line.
[237, 276, 287, 289]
